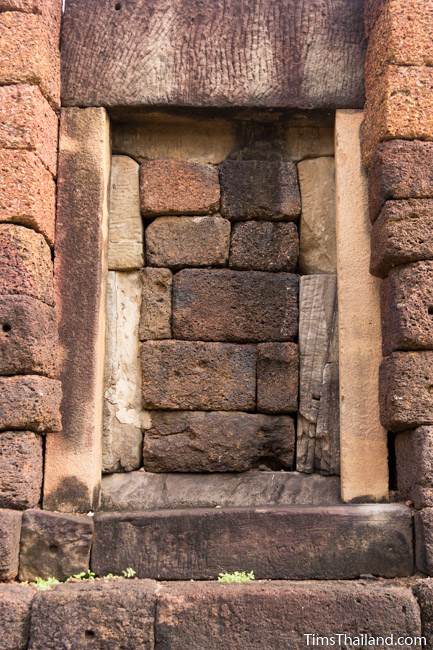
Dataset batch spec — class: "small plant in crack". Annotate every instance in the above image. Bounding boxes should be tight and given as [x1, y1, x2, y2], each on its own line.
[218, 570, 255, 584]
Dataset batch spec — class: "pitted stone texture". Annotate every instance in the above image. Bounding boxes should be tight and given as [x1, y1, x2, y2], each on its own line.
[369, 141, 433, 221]
[0, 509, 21, 581]
[139, 268, 172, 340]
[414, 579, 433, 647]
[29, 581, 157, 650]
[140, 160, 220, 216]
[220, 160, 301, 221]
[0, 150, 56, 245]
[0, 432, 42, 509]
[0, 85, 57, 176]
[229, 221, 298, 272]
[257, 343, 299, 413]
[141, 340, 256, 411]
[19, 510, 94, 581]
[146, 216, 230, 269]
[0, 376, 61, 432]
[173, 269, 298, 342]
[371, 200, 433, 277]
[0, 225, 53, 305]
[415, 509, 433, 575]
[143, 411, 295, 472]
[0, 584, 34, 649]
[0, 296, 58, 378]
[395, 427, 433, 509]
[298, 157, 336, 274]
[0, 0, 62, 45]
[381, 261, 433, 353]
[380, 352, 433, 432]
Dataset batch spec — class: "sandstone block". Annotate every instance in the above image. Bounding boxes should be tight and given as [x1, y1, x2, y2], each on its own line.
[146, 216, 230, 269]
[229, 221, 298, 272]
[381, 261, 433, 353]
[415, 509, 433, 575]
[140, 160, 220, 215]
[371, 200, 433, 277]
[139, 268, 172, 340]
[143, 411, 295, 472]
[29, 581, 157, 649]
[369, 141, 433, 221]
[19, 509, 94, 581]
[0, 84, 57, 176]
[0, 431, 42, 509]
[298, 157, 336, 273]
[284, 123, 334, 161]
[220, 160, 301, 220]
[141, 340, 256, 411]
[108, 156, 143, 270]
[0, 584, 34, 649]
[0, 376, 61, 433]
[0, 224, 53, 305]
[395, 427, 433, 509]
[0, 509, 21, 581]
[0, 295, 58, 377]
[257, 343, 299, 413]
[173, 269, 298, 342]
[380, 352, 433, 432]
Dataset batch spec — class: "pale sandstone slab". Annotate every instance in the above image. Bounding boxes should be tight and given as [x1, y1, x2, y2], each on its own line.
[335, 111, 388, 502]
[285, 124, 334, 161]
[103, 272, 147, 473]
[139, 268, 172, 340]
[108, 156, 143, 270]
[298, 157, 336, 274]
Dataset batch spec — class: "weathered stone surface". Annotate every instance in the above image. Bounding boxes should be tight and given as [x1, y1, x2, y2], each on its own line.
[0, 376, 61, 433]
[0, 509, 21, 581]
[0, 224, 53, 305]
[371, 200, 433, 277]
[108, 156, 143, 270]
[257, 343, 298, 413]
[140, 160, 219, 216]
[415, 509, 433, 575]
[156, 581, 421, 650]
[396, 427, 433, 509]
[285, 123, 334, 161]
[29, 581, 157, 649]
[298, 157, 336, 274]
[0, 295, 58, 378]
[19, 510, 94, 581]
[0, 432, 42, 509]
[143, 411, 295, 472]
[139, 268, 172, 340]
[369, 141, 433, 221]
[92, 504, 413, 580]
[0, 84, 57, 176]
[380, 352, 433, 432]
[173, 269, 298, 342]
[414, 579, 433, 647]
[101, 471, 341, 511]
[336, 110, 388, 501]
[146, 216, 230, 269]
[220, 160, 301, 221]
[297, 275, 339, 476]
[0, 584, 34, 649]
[0, 0, 62, 46]
[141, 341, 256, 411]
[229, 221, 298, 272]
[381, 261, 433, 353]
[104, 272, 146, 473]
[44, 108, 110, 513]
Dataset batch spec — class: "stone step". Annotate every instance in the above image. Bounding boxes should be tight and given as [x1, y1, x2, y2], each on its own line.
[101, 470, 341, 511]
[92, 504, 413, 581]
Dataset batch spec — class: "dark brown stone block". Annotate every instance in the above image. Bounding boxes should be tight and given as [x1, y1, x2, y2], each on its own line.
[381, 261, 433, 353]
[0, 509, 22, 581]
[413, 579, 433, 646]
[29, 581, 157, 649]
[0, 584, 34, 649]
[369, 141, 433, 221]
[229, 221, 298, 271]
[415, 509, 433, 575]
[142, 411, 295, 472]
[19, 510, 94, 581]
[371, 200, 433, 277]
[173, 269, 298, 342]
[0, 295, 58, 378]
[380, 352, 433, 432]
[141, 340, 256, 411]
[220, 161, 301, 221]
[396, 427, 433, 509]
[0, 376, 61, 432]
[0, 432, 42, 509]
[257, 343, 298, 413]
